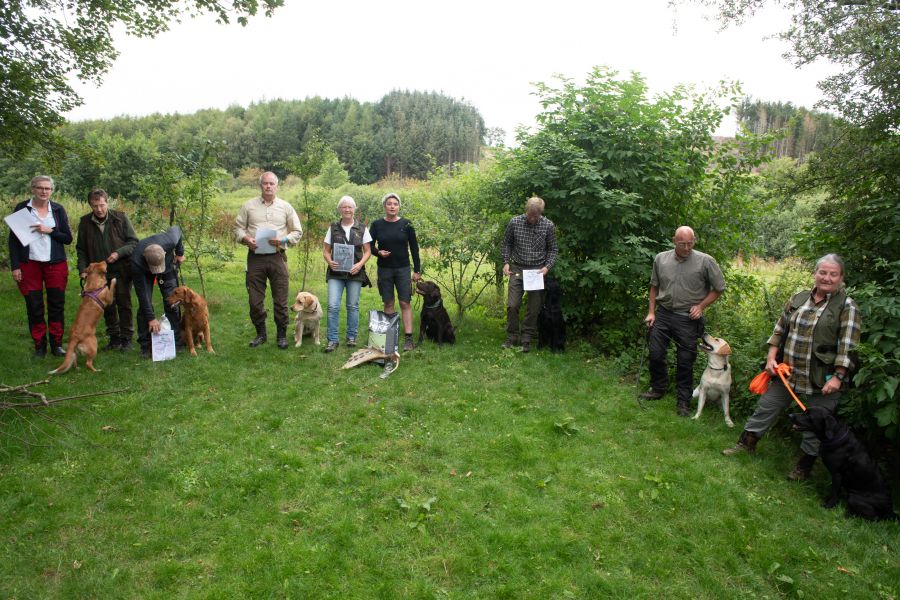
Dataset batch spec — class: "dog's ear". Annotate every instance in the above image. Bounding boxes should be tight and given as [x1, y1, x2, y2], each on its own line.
[718, 342, 732, 356]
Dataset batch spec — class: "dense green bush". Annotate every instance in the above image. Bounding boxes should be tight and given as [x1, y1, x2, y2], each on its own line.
[499, 67, 767, 348]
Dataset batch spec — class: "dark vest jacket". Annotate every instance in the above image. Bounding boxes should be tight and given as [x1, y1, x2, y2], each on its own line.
[326, 220, 371, 286]
[787, 289, 855, 387]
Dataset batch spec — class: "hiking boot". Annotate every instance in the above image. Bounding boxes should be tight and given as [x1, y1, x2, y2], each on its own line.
[640, 389, 665, 400]
[501, 339, 518, 349]
[676, 400, 691, 417]
[119, 339, 133, 352]
[722, 430, 760, 456]
[324, 341, 339, 353]
[403, 336, 414, 352]
[520, 342, 530, 353]
[51, 345, 66, 357]
[249, 334, 267, 347]
[787, 453, 817, 481]
[104, 338, 121, 351]
[34, 345, 47, 358]
[276, 327, 288, 350]
[140, 349, 152, 359]
[345, 338, 356, 347]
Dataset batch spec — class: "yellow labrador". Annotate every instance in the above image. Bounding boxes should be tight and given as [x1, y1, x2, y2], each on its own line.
[291, 291, 322, 347]
[692, 333, 734, 427]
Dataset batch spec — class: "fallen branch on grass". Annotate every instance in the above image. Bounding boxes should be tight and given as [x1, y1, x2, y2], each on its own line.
[1, 380, 128, 410]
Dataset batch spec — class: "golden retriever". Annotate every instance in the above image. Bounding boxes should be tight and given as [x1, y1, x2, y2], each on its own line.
[50, 261, 116, 374]
[291, 291, 322, 347]
[166, 285, 214, 356]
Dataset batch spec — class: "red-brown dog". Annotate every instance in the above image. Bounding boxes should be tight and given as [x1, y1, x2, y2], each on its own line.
[50, 261, 116, 374]
[166, 285, 214, 356]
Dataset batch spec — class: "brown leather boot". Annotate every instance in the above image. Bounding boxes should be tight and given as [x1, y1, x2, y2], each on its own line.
[722, 430, 760, 456]
[787, 453, 817, 481]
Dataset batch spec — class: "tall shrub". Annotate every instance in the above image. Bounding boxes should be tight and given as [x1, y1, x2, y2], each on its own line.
[501, 67, 766, 348]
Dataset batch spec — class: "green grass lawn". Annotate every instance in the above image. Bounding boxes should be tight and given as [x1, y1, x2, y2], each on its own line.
[1, 263, 897, 599]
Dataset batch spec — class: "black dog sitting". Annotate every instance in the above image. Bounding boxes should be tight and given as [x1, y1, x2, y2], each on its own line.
[415, 281, 456, 345]
[537, 277, 565, 352]
[790, 406, 898, 521]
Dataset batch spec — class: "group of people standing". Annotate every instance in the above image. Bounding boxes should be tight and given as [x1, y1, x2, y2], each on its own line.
[641, 226, 860, 481]
[234, 173, 421, 353]
[8, 176, 187, 360]
[9, 175, 860, 485]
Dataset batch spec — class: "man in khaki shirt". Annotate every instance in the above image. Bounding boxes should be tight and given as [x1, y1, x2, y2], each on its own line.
[234, 172, 303, 349]
[642, 226, 725, 416]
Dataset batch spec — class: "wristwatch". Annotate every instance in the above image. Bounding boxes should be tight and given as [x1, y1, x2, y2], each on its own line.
[835, 371, 846, 382]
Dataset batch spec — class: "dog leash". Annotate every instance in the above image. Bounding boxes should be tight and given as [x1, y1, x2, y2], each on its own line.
[774, 363, 808, 411]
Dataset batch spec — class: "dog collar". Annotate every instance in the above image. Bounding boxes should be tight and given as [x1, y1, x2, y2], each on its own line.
[707, 364, 729, 371]
[81, 287, 108, 310]
[425, 298, 443, 310]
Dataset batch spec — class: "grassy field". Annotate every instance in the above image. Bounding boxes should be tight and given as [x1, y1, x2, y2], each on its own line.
[1, 261, 898, 599]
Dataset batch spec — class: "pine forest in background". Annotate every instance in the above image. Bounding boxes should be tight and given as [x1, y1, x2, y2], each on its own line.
[0, 90, 487, 199]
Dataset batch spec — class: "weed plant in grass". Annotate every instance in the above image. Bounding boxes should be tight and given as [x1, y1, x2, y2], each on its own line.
[0, 266, 897, 599]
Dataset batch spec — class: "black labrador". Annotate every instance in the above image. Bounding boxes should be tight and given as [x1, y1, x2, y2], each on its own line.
[790, 406, 898, 521]
[415, 281, 455, 345]
[537, 277, 565, 352]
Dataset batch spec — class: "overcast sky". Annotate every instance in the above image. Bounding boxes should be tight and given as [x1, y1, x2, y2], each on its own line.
[67, 0, 836, 143]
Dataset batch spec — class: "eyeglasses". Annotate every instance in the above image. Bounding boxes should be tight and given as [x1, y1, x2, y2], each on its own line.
[32, 186, 53, 192]
[674, 242, 694, 248]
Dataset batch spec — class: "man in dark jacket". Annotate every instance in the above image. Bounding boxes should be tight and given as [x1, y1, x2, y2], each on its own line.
[76, 189, 139, 351]
[131, 226, 184, 359]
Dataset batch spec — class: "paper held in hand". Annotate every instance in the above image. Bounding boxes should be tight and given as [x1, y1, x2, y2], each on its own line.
[523, 269, 544, 291]
[332, 243, 354, 272]
[4, 208, 42, 247]
[152, 315, 176, 361]
[152, 330, 176, 361]
[254, 228, 277, 254]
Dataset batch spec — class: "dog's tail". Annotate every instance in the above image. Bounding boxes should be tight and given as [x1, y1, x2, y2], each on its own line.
[48, 341, 78, 375]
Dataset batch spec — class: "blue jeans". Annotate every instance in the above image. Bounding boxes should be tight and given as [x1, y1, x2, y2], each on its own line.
[327, 278, 362, 343]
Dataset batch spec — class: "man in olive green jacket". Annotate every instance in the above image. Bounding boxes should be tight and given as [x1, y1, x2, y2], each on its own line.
[76, 188, 139, 351]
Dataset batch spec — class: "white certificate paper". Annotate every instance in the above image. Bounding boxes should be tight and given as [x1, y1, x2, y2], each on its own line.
[152, 330, 176, 361]
[4, 208, 41, 247]
[254, 228, 277, 254]
[523, 269, 544, 291]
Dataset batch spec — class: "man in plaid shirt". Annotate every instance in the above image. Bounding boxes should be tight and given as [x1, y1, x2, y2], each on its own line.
[723, 254, 861, 481]
[500, 196, 558, 353]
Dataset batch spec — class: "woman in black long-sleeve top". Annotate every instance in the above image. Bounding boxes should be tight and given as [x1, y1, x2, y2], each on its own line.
[369, 193, 421, 352]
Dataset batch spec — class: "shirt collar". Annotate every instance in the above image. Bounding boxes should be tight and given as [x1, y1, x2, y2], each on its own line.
[27, 198, 50, 213]
[810, 286, 836, 302]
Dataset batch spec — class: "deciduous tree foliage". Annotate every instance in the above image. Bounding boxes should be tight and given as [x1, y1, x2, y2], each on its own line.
[501, 68, 764, 345]
[0, 0, 282, 158]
